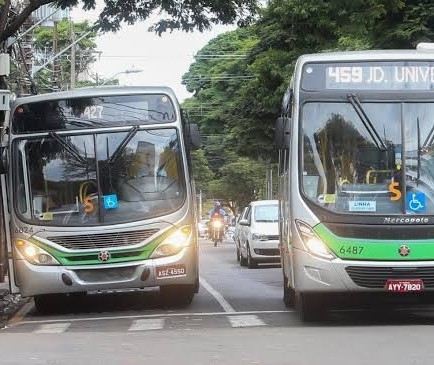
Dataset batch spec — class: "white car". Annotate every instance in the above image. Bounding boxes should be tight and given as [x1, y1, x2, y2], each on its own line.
[238, 200, 280, 268]
[234, 207, 248, 262]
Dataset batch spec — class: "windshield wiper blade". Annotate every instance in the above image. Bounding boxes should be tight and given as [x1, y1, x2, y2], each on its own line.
[49, 132, 87, 164]
[347, 94, 387, 151]
[109, 126, 140, 164]
[417, 117, 421, 184]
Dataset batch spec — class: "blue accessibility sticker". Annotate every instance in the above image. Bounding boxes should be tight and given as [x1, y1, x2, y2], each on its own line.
[103, 194, 118, 210]
[406, 192, 426, 212]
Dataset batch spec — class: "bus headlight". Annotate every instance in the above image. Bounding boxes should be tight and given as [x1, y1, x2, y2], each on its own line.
[15, 240, 60, 266]
[295, 220, 335, 260]
[150, 226, 192, 259]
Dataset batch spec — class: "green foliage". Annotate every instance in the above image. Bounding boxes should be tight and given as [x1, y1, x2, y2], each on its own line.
[183, 0, 434, 203]
[0, 0, 260, 44]
[191, 149, 215, 193]
[31, 20, 97, 92]
[207, 157, 266, 211]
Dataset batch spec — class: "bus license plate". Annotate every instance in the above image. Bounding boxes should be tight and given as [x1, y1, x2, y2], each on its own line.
[385, 279, 424, 292]
[156, 264, 187, 279]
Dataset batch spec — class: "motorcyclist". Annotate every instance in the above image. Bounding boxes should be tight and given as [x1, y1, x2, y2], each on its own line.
[208, 201, 226, 246]
[208, 201, 226, 218]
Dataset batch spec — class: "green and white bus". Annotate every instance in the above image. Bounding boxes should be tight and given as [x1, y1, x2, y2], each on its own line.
[1, 86, 200, 312]
[276, 44, 434, 321]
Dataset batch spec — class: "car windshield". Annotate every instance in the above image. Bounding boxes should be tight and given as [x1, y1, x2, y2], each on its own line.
[254, 205, 278, 222]
[302, 102, 434, 215]
[14, 128, 186, 226]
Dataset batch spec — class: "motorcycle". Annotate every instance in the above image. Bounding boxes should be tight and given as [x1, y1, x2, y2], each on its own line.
[209, 214, 224, 246]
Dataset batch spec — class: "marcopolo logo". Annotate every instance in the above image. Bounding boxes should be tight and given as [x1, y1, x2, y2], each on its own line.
[383, 217, 430, 224]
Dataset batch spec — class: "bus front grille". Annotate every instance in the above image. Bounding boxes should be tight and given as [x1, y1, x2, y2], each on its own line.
[345, 266, 434, 289]
[47, 229, 160, 250]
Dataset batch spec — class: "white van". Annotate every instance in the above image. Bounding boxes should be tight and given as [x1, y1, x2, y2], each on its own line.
[239, 200, 280, 268]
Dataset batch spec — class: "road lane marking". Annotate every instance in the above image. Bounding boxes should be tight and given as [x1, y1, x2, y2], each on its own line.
[199, 277, 236, 313]
[35, 323, 71, 334]
[128, 318, 165, 331]
[13, 310, 292, 326]
[228, 315, 266, 328]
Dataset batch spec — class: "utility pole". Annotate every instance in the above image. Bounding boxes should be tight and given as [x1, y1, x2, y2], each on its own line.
[199, 190, 203, 220]
[52, 19, 59, 90]
[70, 21, 75, 89]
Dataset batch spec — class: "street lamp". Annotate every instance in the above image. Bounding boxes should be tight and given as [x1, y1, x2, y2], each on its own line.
[100, 69, 143, 86]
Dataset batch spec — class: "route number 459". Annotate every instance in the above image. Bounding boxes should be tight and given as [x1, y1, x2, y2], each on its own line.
[339, 246, 364, 255]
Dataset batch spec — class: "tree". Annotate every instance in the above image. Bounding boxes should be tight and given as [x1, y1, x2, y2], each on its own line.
[191, 149, 214, 193]
[31, 20, 97, 92]
[0, 0, 260, 47]
[207, 157, 265, 213]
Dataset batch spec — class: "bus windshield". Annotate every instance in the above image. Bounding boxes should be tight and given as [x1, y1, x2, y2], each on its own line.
[14, 128, 186, 226]
[302, 102, 434, 215]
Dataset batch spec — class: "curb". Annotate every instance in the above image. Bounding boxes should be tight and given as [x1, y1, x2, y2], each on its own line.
[0, 291, 31, 329]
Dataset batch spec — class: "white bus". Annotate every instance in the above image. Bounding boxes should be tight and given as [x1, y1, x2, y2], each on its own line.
[1, 86, 201, 313]
[276, 45, 434, 321]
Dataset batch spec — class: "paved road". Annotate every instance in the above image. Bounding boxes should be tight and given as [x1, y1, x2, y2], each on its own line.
[1, 239, 434, 364]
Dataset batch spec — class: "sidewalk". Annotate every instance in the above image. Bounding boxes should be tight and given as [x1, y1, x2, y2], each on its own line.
[0, 281, 28, 327]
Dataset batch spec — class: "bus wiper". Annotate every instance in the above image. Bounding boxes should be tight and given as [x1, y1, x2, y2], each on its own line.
[49, 132, 87, 164]
[109, 126, 140, 164]
[422, 124, 434, 150]
[417, 117, 421, 184]
[347, 94, 387, 151]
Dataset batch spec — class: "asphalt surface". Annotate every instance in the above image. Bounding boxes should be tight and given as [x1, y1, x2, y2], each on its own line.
[1, 239, 434, 364]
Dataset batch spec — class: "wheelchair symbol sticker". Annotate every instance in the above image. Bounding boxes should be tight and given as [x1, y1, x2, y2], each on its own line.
[406, 192, 426, 212]
[103, 194, 118, 210]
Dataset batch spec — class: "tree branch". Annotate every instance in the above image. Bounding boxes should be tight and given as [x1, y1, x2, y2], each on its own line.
[0, 0, 11, 34]
[0, 0, 55, 43]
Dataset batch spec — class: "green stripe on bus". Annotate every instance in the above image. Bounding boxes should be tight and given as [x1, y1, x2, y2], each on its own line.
[314, 223, 434, 261]
[28, 227, 176, 266]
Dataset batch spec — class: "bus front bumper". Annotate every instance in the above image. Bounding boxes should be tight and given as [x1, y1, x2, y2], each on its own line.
[15, 246, 198, 297]
[293, 247, 434, 294]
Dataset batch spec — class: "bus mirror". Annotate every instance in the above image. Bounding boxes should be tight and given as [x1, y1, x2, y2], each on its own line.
[187, 124, 201, 150]
[275, 117, 291, 149]
[0, 147, 7, 174]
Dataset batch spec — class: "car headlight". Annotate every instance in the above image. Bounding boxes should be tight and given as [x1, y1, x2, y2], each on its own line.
[15, 240, 60, 266]
[150, 226, 192, 259]
[252, 233, 268, 241]
[295, 220, 335, 260]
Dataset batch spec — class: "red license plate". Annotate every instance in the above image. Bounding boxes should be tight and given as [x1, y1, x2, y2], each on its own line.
[385, 279, 424, 292]
[156, 264, 187, 279]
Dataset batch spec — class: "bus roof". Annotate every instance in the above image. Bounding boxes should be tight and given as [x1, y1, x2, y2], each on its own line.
[12, 86, 178, 107]
[298, 49, 434, 64]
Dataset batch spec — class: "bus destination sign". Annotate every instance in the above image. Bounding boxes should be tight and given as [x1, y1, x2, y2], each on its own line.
[302, 62, 434, 91]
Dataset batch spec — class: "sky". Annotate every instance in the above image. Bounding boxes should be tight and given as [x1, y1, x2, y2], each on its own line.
[71, 7, 234, 102]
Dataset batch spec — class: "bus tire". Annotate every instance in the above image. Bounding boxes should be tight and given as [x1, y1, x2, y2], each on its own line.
[296, 293, 327, 322]
[160, 285, 195, 307]
[34, 294, 66, 314]
[283, 275, 295, 308]
[247, 245, 258, 269]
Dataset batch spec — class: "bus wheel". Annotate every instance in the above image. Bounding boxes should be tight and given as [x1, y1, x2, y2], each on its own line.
[247, 245, 258, 269]
[296, 293, 327, 322]
[283, 275, 295, 307]
[160, 285, 195, 307]
[34, 294, 66, 314]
